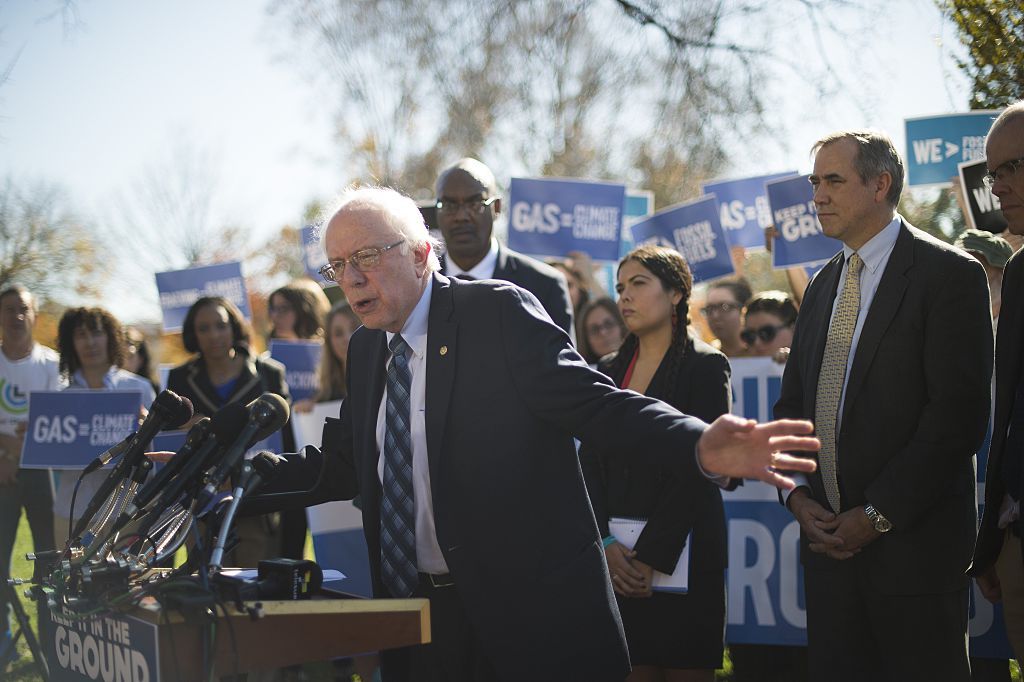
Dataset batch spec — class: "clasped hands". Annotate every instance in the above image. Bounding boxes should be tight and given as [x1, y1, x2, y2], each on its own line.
[605, 543, 654, 599]
[788, 488, 881, 560]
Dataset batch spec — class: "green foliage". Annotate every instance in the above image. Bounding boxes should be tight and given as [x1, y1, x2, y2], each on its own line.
[942, 0, 1024, 108]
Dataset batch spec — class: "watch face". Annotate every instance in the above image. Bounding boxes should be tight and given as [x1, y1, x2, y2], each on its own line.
[875, 517, 892, 532]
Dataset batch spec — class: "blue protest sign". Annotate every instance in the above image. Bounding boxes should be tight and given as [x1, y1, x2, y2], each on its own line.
[302, 225, 334, 285]
[270, 339, 323, 403]
[155, 261, 251, 333]
[723, 358, 1011, 656]
[630, 196, 735, 283]
[44, 608, 159, 682]
[21, 391, 143, 469]
[507, 177, 625, 261]
[702, 171, 799, 250]
[766, 175, 842, 269]
[905, 111, 999, 187]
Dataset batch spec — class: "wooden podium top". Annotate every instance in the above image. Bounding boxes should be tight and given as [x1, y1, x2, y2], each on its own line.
[134, 596, 430, 677]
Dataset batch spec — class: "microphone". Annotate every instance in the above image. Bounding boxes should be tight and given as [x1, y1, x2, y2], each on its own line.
[208, 451, 282, 570]
[132, 417, 212, 511]
[130, 403, 250, 527]
[72, 391, 194, 539]
[199, 393, 289, 506]
[82, 434, 134, 475]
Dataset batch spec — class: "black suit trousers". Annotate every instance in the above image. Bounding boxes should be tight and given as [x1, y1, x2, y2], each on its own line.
[804, 560, 970, 682]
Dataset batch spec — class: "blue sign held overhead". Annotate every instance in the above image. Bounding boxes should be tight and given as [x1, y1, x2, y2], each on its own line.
[766, 175, 842, 269]
[155, 261, 251, 333]
[701, 171, 799, 251]
[270, 339, 323, 403]
[905, 111, 999, 187]
[301, 225, 333, 285]
[630, 195, 734, 283]
[21, 391, 143, 469]
[507, 177, 625, 261]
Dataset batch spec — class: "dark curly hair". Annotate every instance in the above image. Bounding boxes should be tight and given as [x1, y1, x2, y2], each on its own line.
[610, 245, 694, 390]
[269, 281, 330, 340]
[57, 307, 125, 379]
[181, 296, 252, 355]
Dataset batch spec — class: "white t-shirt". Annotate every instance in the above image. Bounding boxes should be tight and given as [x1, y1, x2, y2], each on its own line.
[0, 342, 62, 440]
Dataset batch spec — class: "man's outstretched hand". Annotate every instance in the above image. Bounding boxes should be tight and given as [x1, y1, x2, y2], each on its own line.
[696, 415, 818, 490]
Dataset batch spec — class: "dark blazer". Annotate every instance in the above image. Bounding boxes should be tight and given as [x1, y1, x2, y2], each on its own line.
[775, 220, 992, 595]
[445, 243, 575, 337]
[582, 335, 731, 575]
[974, 248, 1024, 573]
[297, 273, 713, 681]
[166, 349, 293, 449]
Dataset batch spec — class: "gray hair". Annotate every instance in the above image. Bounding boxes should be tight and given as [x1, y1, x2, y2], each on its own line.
[812, 129, 905, 207]
[989, 101, 1024, 138]
[435, 158, 500, 198]
[319, 186, 441, 272]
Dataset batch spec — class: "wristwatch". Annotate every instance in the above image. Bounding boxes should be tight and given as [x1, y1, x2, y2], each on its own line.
[864, 504, 893, 533]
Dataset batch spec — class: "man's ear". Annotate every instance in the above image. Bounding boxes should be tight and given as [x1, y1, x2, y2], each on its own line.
[413, 242, 431, 273]
[874, 171, 893, 204]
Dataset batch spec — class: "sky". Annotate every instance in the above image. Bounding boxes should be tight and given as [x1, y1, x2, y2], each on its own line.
[0, 0, 972, 323]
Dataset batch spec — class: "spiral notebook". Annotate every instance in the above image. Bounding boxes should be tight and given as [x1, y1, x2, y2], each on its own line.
[608, 516, 690, 593]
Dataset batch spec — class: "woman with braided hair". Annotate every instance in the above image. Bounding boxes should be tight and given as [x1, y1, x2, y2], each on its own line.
[581, 245, 732, 681]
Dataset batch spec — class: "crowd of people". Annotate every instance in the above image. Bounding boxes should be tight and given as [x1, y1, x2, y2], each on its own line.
[0, 101, 1022, 682]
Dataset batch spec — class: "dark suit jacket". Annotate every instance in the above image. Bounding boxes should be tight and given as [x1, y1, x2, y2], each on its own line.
[582, 335, 731, 575]
[444, 243, 574, 336]
[775, 220, 992, 595]
[974, 249, 1024, 574]
[295, 272, 712, 681]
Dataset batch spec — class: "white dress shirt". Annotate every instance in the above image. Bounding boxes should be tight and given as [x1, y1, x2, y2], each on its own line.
[375, 276, 449, 574]
[444, 238, 499, 280]
[786, 215, 901, 501]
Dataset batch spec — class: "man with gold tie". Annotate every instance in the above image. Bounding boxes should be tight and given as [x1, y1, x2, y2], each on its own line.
[776, 130, 994, 681]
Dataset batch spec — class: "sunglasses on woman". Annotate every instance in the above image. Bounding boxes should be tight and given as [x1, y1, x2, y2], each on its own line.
[740, 324, 790, 345]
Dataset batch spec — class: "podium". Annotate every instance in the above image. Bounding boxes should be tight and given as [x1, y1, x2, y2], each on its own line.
[133, 597, 430, 678]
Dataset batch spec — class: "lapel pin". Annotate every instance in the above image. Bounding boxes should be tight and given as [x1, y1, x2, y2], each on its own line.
[439, 345, 448, 356]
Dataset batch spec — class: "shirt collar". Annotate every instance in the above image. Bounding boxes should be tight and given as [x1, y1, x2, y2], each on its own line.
[386, 275, 432, 360]
[71, 365, 118, 389]
[843, 215, 901, 274]
[446, 239, 498, 280]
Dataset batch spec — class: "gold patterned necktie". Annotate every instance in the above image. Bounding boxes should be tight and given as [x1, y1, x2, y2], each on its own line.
[815, 253, 864, 513]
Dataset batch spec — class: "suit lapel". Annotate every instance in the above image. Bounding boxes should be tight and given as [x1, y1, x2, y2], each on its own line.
[841, 222, 913, 426]
[362, 330, 388, 502]
[806, 253, 845, 409]
[493, 243, 516, 279]
[425, 272, 458, 490]
[996, 253, 1024, 423]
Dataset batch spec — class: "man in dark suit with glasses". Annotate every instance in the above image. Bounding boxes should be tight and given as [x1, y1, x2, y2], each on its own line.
[973, 101, 1024, 664]
[434, 158, 574, 339]
[776, 129, 993, 681]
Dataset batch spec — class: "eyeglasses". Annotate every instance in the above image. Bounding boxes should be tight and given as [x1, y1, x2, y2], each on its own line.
[436, 196, 498, 215]
[318, 240, 405, 283]
[740, 324, 791, 345]
[701, 302, 740, 317]
[586, 319, 622, 337]
[983, 157, 1024, 189]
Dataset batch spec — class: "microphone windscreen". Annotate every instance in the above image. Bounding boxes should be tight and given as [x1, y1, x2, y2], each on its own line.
[168, 395, 194, 429]
[251, 451, 282, 479]
[248, 393, 290, 445]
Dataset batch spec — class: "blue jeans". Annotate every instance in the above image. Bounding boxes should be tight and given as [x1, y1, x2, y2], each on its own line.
[0, 468, 55, 635]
